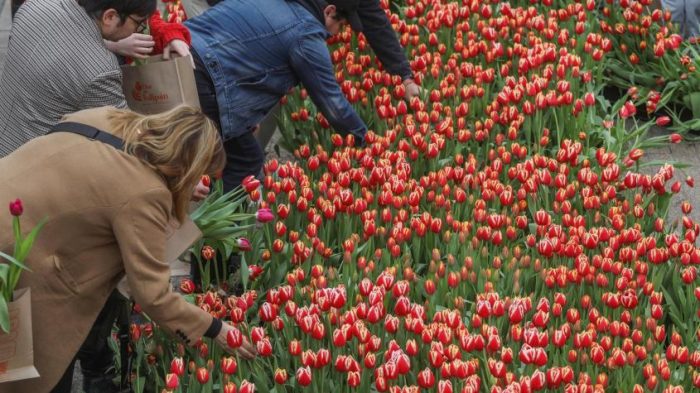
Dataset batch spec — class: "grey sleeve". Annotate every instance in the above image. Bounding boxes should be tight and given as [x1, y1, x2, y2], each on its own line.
[81, 70, 127, 109]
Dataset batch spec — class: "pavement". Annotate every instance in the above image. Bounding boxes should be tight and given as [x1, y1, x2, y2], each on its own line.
[0, 0, 9, 73]
[0, 1, 698, 391]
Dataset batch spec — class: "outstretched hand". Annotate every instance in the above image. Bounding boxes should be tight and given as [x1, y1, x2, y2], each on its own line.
[191, 178, 210, 202]
[403, 78, 422, 101]
[215, 323, 256, 360]
[107, 33, 155, 59]
[163, 39, 194, 68]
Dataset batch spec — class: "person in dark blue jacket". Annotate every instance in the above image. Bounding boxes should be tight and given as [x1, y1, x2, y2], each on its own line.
[185, 0, 413, 191]
[183, 0, 419, 97]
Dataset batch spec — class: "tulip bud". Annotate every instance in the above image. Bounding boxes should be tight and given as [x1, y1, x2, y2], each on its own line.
[221, 356, 237, 375]
[296, 366, 312, 386]
[165, 373, 179, 390]
[179, 278, 195, 294]
[656, 116, 671, 127]
[170, 357, 184, 376]
[239, 380, 255, 393]
[236, 237, 252, 251]
[196, 367, 209, 384]
[201, 245, 215, 261]
[256, 208, 275, 223]
[8, 199, 22, 216]
[274, 368, 288, 384]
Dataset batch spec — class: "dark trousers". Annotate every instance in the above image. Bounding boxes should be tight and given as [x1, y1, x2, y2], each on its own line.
[11, 0, 25, 18]
[192, 49, 264, 192]
[51, 291, 129, 393]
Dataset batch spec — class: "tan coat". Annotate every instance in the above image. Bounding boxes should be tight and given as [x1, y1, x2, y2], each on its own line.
[0, 107, 213, 392]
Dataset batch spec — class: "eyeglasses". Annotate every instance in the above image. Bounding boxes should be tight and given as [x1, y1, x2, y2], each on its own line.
[128, 15, 149, 34]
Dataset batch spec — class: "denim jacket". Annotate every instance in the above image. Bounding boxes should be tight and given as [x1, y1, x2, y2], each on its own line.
[185, 0, 367, 143]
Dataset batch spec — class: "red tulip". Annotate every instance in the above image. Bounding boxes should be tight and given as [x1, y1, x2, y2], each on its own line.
[670, 133, 682, 143]
[347, 371, 361, 387]
[239, 380, 255, 393]
[221, 356, 237, 375]
[201, 245, 215, 261]
[200, 174, 211, 188]
[170, 357, 184, 376]
[296, 366, 312, 386]
[223, 382, 238, 393]
[396, 353, 411, 374]
[179, 279, 195, 294]
[226, 327, 243, 348]
[165, 373, 179, 390]
[196, 367, 209, 384]
[437, 379, 453, 393]
[241, 175, 260, 192]
[656, 116, 671, 126]
[8, 199, 22, 216]
[274, 368, 288, 384]
[417, 368, 435, 388]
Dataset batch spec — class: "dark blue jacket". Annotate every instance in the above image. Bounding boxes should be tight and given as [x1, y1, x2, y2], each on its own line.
[185, 0, 367, 142]
[357, 0, 412, 80]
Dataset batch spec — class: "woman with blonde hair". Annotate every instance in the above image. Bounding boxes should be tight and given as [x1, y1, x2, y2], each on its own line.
[0, 105, 254, 393]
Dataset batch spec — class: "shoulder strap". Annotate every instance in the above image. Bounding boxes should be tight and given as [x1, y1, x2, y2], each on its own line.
[48, 122, 125, 150]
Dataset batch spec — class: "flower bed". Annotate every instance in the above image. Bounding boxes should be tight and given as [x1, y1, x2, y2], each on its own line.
[128, 1, 700, 392]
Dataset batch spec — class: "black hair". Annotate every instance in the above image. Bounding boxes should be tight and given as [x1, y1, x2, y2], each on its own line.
[333, 9, 349, 21]
[77, 0, 157, 22]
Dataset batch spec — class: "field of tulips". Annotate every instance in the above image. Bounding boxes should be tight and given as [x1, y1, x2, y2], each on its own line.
[126, 0, 700, 392]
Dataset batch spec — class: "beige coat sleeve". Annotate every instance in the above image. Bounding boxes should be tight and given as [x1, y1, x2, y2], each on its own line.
[112, 187, 213, 345]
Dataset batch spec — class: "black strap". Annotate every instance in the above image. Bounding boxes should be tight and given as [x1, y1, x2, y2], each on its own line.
[48, 122, 125, 150]
[117, 301, 132, 390]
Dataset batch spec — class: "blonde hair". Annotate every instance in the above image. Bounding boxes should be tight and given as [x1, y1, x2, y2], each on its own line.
[108, 106, 226, 222]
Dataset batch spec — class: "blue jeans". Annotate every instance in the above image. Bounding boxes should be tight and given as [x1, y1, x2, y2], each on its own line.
[192, 49, 264, 192]
[663, 0, 700, 38]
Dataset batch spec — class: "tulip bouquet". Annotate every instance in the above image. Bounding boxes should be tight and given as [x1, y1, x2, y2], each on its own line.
[125, 0, 700, 392]
[189, 176, 272, 290]
[0, 200, 44, 333]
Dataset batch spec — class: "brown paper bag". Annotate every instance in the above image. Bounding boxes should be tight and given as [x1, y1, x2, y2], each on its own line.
[0, 288, 39, 383]
[121, 55, 200, 115]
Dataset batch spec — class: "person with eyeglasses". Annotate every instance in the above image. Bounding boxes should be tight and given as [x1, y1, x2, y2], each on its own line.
[105, 11, 193, 66]
[0, 1, 199, 392]
[0, 0, 191, 157]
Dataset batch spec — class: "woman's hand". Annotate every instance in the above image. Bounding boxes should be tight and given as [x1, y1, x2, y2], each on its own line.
[191, 178, 210, 202]
[163, 39, 195, 68]
[105, 34, 155, 59]
[215, 323, 257, 359]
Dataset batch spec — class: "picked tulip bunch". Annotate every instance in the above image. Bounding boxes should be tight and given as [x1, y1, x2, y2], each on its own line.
[189, 177, 271, 290]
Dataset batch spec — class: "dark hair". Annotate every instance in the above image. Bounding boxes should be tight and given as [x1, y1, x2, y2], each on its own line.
[333, 9, 349, 20]
[78, 0, 156, 22]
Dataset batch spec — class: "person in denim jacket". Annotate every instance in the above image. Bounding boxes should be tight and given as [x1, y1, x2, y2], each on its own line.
[185, 0, 368, 191]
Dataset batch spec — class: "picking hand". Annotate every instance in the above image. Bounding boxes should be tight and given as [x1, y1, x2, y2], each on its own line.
[107, 33, 155, 59]
[215, 323, 256, 359]
[163, 39, 195, 68]
[403, 78, 422, 101]
[191, 175, 211, 202]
